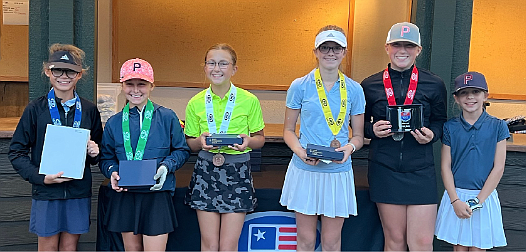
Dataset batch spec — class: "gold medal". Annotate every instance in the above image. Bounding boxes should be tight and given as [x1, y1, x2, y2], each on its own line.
[330, 138, 341, 148]
[212, 153, 225, 166]
[392, 132, 404, 141]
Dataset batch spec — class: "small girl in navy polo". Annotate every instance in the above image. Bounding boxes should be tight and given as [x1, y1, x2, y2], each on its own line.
[435, 71, 508, 250]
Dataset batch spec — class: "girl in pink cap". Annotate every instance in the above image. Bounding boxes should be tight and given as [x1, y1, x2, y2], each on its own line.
[99, 58, 190, 251]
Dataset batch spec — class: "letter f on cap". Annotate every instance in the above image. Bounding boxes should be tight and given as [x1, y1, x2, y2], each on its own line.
[401, 26, 410, 37]
[464, 74, 473, 85]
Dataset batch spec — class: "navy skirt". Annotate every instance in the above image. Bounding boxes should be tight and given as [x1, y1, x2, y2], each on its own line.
[30, 197, 91, 237]
[368, 162, 438, 205]
[105, 190, 177, 236]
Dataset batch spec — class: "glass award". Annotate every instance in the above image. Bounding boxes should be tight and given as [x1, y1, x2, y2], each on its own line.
[386, 104, 423, 133]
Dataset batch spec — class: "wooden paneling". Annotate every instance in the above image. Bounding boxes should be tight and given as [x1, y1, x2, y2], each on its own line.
[493, 230, 526, 251]
[0, 174, 31, 198]
[0, 197, 31, 222]
[0, 155, 16, 174]
[0, 139, 11, 154]
[470, 0, 526, 98]
[0, 82, 29, 118]
[112, 0, 351, 90]
[498, 184, 526, 209]
[489, 94, 526, 101]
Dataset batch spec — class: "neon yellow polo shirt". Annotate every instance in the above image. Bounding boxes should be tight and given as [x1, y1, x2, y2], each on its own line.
[185, 85, 265, 154]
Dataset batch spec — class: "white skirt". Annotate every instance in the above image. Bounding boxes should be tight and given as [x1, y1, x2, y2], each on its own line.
[279, 161, 357, 218]
[435, 188, 507, 249]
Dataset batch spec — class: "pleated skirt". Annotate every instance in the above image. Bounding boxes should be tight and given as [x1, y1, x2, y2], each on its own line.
[435, 188, 507, 249]
[105, 191, 177, 236]
[30, 198, 91, 237]
[279, 161, 357, 218]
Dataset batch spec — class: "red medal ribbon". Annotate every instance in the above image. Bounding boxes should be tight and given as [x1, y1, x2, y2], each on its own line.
[382, 67, 419, 106]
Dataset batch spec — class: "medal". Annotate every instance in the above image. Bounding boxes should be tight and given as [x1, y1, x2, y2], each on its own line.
[47, 88, 82, 128]
[314, 69, 347, 147]
[330, 138, 341, 148]
[205, 84, 237, 134]
[122, 99, 154, 160]
[383, 66, 419, 106]
[392, 132, 404, 141]
[383, 66, 419, 142]
[212, 153, 225, 166]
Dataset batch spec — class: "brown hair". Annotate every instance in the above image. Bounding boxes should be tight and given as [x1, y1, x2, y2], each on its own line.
[42, 43, 89, 74]
[316, 25, 346, 37]
[204, 43, 238, 66]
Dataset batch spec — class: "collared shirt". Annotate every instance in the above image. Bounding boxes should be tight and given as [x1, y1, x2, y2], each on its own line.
[442, 111, 509, 189]
[184, 85, 265, 154]
[61, 96, 77, 114]
[286, 68, 366, 173]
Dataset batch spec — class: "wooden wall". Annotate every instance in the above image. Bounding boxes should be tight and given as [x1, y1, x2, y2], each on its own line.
[0, 12, 29, 79]
[112, 0, 351, 90]
[493, 151, 526, 251]
[0, 81, 28, 118]
[470, 0, 526, 100]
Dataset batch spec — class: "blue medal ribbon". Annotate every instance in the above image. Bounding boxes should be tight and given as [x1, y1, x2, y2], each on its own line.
[47, 88, 82, 128]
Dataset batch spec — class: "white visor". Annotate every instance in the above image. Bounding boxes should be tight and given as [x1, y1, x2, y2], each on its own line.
[315, 30, 347, 48]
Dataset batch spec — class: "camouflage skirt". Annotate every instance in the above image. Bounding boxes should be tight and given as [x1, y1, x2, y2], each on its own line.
[184, 151, 257, 213]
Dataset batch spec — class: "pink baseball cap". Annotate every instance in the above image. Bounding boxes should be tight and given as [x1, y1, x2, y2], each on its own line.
[120, 58, 154, 83]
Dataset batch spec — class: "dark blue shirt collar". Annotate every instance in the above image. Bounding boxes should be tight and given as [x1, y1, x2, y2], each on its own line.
[459, 110, 489, 131]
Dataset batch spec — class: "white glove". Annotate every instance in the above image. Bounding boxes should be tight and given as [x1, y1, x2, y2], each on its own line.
[150, 165, 168, 191]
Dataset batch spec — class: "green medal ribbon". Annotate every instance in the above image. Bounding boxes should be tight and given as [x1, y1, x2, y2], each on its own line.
[122, 99, 154, 160]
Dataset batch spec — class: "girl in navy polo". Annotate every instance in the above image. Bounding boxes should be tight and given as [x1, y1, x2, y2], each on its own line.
[9, 44, 102, 251]
[435, 72, 508, 250]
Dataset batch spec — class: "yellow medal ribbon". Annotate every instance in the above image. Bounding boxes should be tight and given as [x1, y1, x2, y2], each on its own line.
[314, 68, 347, 136]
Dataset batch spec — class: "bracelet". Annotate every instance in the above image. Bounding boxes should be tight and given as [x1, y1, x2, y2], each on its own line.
[450, 198, 460, 204]
[347, 143, 356, 153]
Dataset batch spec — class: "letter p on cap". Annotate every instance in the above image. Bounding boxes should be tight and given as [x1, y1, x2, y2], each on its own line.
[133, 62, 141, 71]
[464, 74, 473, 85]
[401, 26, 410, 37]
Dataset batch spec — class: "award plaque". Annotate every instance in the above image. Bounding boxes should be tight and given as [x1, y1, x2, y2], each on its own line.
[386, 104, 423, 133]
[206, 134, 243, 146]
[118, 159, 157, 187]
[306, 144, 344, 161]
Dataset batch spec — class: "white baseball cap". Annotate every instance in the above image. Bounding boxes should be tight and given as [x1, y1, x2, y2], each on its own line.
[386, 22, 421, 47]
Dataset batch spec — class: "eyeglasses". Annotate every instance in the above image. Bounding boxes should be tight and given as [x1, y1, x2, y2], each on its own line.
[318, 45, 345, 54]
[50, 68, 79, 78]
[205, 61, 233, 69]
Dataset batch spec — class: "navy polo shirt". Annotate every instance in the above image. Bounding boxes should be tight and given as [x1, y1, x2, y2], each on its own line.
[442, 111, 509, 190]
